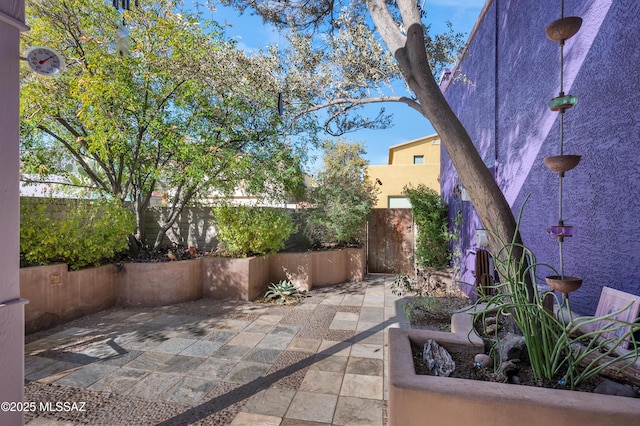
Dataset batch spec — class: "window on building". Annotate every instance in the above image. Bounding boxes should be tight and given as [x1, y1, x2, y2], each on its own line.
[413, 155, 424, 164]
[388, 196, 412, 208]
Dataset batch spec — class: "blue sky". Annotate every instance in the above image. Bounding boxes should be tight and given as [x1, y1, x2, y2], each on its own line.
[187, 1, 486, 166]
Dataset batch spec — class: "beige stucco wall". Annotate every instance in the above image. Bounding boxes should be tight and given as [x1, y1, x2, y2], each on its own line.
[269, 252, 313, 291]
[367, 134, 441, 208]
[388, 134, 441, 165]
[388, 328, 640, 426]
[368, 164, 441, 208]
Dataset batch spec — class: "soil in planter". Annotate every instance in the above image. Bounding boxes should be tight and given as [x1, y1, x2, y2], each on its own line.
[410, 326, 640, 396]
[118, 244, 211, 263]
[401, 269, 639, 396]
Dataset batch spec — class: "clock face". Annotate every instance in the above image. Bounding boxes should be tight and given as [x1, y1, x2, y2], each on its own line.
[26, 46, 65, 76]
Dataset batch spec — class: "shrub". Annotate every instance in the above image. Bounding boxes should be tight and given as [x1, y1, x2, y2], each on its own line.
[305, 140, 377, 246]
[213, 205, 297, 256]
[20, 197, 135, 270]
[403, 184, 449, 268]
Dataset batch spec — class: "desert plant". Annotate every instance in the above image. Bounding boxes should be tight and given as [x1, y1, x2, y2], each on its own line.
[20, 197, 135, 270]
[403, 184, 450, 268]
[473, 205, 639, 389]
[264, 280, 306, 304]
[213, 204, 297, 256]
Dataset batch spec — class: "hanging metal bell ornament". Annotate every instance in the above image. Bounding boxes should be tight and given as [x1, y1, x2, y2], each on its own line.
[115, 25, 130, 57]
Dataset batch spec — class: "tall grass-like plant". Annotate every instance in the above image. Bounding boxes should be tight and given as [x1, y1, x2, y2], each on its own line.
[474, 205, 639, 389]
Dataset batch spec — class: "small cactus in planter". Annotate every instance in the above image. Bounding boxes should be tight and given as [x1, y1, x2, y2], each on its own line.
[264, 280, 306, 305]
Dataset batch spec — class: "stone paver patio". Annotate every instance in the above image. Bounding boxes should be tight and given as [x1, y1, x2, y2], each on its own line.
[23, 275, 410, 425]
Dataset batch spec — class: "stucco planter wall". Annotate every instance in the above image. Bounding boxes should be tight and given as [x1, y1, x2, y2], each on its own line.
[116, 258, 202, 307]
[204, 248, 365, 300]
[346, 247, 366, 283]
[268, 248, 365, 291]
[388, 327, 640, 426]
[202, 255, 270, 301]
[269, 252, 312, 290]
[21, 247, 365, 331]
[20, 263, 116, 333]
[311, 249, 348, 288]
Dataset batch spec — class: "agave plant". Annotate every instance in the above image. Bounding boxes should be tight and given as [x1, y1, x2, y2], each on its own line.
[264, 280, 306, 304]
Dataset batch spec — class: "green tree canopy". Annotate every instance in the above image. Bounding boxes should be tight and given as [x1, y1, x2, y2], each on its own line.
[20, 0, 310, 249]
[305, 139, 377, 245]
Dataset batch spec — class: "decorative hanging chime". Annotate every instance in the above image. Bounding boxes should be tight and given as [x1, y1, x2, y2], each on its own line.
[543, 1, 583, 301]
[112, 0, 139, 10]
[111, 1, 138, 56]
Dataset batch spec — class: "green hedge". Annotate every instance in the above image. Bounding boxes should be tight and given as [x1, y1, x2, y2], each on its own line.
[20, 198, 135, 270]
[213, 205, 297, 256]
[403, 184, 450, 268]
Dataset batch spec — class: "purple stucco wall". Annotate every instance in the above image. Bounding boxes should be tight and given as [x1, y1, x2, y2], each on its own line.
[441, 0, 640, 315]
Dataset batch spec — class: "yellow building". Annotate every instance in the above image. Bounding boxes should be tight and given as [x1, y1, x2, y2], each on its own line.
[367, 134, 441, 208]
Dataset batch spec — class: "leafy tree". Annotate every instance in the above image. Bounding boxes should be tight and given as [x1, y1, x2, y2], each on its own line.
[221, 0, 524, 288]
[305, 140, 377, 245]
[20, 0, 309, 249]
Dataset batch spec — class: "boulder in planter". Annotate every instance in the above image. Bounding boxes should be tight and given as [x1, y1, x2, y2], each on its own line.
[388, 327, 640, 426]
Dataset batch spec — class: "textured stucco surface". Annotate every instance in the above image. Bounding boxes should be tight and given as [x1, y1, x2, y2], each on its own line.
[441, 0, 640, 314]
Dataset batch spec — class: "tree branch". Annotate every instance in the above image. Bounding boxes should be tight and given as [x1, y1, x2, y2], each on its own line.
[20, 179, 98, 190]
[293, 94, 422, 119]
[36, 125, 109, 193]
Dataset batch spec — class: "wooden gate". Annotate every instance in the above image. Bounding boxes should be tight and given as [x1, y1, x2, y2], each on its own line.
[367, 209, 414, 274]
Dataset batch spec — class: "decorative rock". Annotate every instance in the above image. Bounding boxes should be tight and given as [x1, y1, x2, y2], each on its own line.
[594, 379, 638, 398]
[484, 316, 497, 325]
[499, 360, 519, 375]
[423, 339, 456, 377]
[500, 333, 527, 361]
[474, 353, 492, 369]
[485, 324, 498, 334]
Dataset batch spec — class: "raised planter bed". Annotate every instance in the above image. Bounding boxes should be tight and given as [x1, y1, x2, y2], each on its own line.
[117, 257, 202, 307]
[21, 247, 365, 332]
[202, 255, 270, 301]
[20, 263, 117, 333]
[388, 324, 640, 426]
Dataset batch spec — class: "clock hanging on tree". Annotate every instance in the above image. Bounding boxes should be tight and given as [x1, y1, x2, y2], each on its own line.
[25, 46, 65, 77]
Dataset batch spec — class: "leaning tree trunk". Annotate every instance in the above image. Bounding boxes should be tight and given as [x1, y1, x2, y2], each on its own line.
[367, 0, 529, 293]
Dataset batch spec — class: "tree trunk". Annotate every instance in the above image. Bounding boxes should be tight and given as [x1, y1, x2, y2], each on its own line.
[132, 198, 146, 244]
[366, 0, 528, 289]
[131, 189, 152, 245]
[152, 186, 197, 250]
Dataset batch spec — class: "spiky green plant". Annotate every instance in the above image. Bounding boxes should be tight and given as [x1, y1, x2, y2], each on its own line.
[473, 202, 639, 389]
[264, 280, 306, 305]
